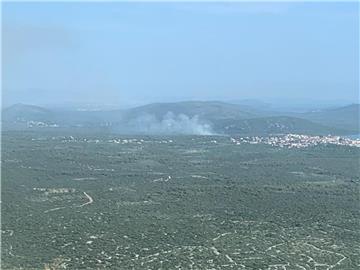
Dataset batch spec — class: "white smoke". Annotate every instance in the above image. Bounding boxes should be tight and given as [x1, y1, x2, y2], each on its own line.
[128, 112, 213, 135]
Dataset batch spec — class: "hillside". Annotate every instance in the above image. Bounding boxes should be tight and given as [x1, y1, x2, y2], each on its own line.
[2, 102, 358, 136]
[2, 104, 123, 130]
[3, 104, 52, 122]
[297, 104, 359, 133]
[123, 101, 257, 121]
[2, 104, 56, 129]
[213, 116, 349, 136]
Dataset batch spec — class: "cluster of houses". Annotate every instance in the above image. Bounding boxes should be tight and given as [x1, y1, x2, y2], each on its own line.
[27, 121, 59, 128]
[230, 134, 360, 148]
[108, 138, 174, 144]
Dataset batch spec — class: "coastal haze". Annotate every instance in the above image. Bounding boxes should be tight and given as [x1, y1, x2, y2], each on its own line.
[2, 2, 360, 270]
[2, 2, 358, 107]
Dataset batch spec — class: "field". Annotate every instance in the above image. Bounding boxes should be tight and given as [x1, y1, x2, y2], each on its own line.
[2, 131, 360, 269]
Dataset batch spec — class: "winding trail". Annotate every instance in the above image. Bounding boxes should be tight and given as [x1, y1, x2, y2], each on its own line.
[43, 191, 94, 213]
[79, 192, 94, 207]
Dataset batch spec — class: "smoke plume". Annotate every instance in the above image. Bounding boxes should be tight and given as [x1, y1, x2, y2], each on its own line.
[127, 112, 213, 135]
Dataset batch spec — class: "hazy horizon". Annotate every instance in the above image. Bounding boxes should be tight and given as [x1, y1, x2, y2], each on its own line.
[3, 97, 358, 112]
[2, 2, 359, 107]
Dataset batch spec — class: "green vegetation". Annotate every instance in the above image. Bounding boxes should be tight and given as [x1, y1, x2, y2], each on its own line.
[2, 131, 359, 269]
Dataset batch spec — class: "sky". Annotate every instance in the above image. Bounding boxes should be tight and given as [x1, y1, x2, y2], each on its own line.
[2, 2, 359, 108]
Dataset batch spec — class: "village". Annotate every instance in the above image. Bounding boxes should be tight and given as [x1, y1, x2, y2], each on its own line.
[230, 134, 360, 148]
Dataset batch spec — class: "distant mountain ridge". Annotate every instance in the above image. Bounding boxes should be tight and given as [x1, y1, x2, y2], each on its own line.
[213, 116, 348, 136]
[296, 104, 359, 132]
[124, 101, 257, 121]
[2, 101, 358, 135]
[3, 103, 51, 120]
[2, 104, 55, 129]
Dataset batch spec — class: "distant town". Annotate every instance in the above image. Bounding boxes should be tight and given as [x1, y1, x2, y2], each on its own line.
[231, 134, 360, 148]
[39, 132, 360, 149]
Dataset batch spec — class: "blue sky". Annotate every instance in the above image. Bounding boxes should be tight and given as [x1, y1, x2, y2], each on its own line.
[2, 2, 359, 107]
